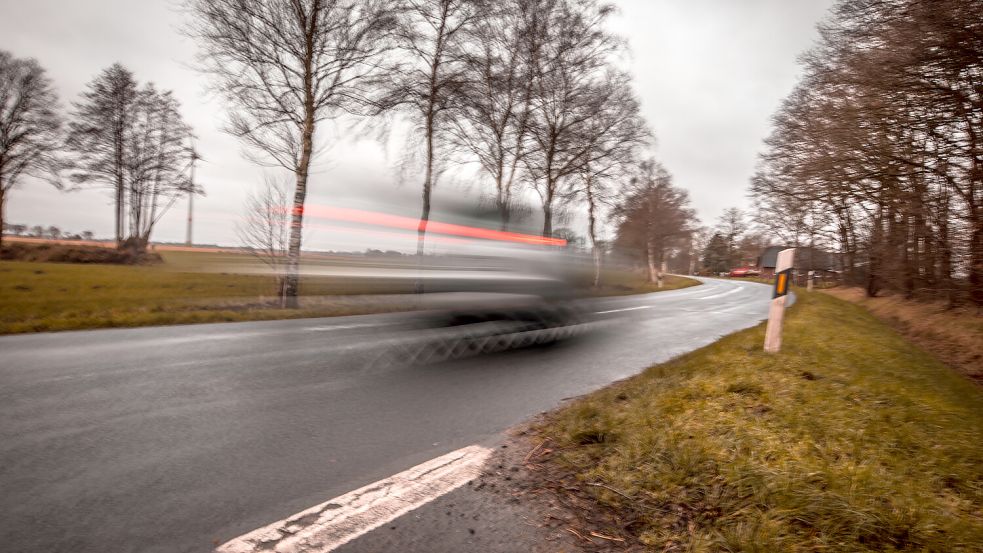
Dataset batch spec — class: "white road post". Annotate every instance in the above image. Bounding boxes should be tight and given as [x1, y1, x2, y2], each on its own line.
[764, 248, 795, 353]
[807, 270, 815, 292]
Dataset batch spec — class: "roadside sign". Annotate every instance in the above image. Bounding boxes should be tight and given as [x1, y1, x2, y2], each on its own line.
[764, 248, 795, 353]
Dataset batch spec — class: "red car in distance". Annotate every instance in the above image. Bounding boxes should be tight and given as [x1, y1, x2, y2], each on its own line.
[728, 267, 760, 277]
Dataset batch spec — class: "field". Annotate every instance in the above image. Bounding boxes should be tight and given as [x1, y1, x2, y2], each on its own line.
[0, 248, 697, 334]
[0, 250, 422, 334]
[531, 291, 983, 551]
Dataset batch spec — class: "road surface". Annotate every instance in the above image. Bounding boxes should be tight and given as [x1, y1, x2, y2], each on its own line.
[0, 278, 772, 552]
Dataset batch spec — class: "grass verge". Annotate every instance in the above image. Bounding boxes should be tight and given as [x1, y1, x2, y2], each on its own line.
[824, 287, 983, 382]
[590, 272, 701, 296]
[0, 254, 421, 334]
[532, 291, 983, 551]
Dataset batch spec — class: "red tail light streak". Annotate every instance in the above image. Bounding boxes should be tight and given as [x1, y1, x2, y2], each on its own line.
[301, 205, 567, 247]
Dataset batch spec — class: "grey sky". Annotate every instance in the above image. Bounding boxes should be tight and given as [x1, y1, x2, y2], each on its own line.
[2, 0, 833, 249]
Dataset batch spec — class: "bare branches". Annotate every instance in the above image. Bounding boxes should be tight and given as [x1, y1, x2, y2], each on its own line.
[185, 0, 397, 172]
[65, 64, 195, 250]
[450, 0, 540, 230]
[238, 175, 291, 305]
[522, 0, 621, 238]
[614, 160, 696, 283]
[753, 0, 983, 304]
[0, 50, 62, 249]
[381, 0, 487, 255]
[185, 0, 398, 306]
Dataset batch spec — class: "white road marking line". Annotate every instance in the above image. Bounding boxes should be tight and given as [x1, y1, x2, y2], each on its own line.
[153, 332, 265, 345]
[305, 323, 386, 331]
[217, 445, 493, 553]
[693, 286, 742, 300]
[595, 305, 653, 314]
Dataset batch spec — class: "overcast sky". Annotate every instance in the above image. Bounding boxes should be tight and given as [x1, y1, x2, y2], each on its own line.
[3, 0, 834, 250]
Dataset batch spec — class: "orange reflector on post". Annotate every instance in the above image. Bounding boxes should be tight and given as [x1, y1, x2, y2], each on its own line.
[773, 269, 791, 299]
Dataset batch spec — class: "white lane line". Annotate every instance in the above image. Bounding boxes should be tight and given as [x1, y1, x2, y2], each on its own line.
[305, 323, 388, 331]
[693, 286, 742, 301]
[217, 445, 493, 553]
[595, 305, 653, 315]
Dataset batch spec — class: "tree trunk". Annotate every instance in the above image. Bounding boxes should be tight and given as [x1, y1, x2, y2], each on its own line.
[115, 169, 124, 247]
[867, 211, 883, 298]
[646, 239, 657, 283]
[542, 201, 552, 238]
[416, 134, 434, 257]
[541, 179, 554, 238]
[283, 109, 315, 309]
[115, 112, 125, 247]
[0, 181, 5, 251]
[414, 108, 436, 294]
[970, 212, 983, 307]
[495, 171, 509, 232]
[585, 180, 600, 287]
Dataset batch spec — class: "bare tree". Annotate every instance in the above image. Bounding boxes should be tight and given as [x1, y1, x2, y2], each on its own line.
[185, 0, 397, 307]
[753, 0, 983, 305]
[615, 160, 696, 284]
[523, 0, 618, 238]
[715, 207, 746, 267]
[124, 87, 194, 250]
[65, 63, 138, 246]
[0, 50, 62, 249]
[238, 176, 291, 306]
[66, 66, 195, 252]
[690, 226, 713, 273]
[451, 0, 542, 230]
[574, 70, 649, 286]
[384, 0, 485, 255]
[5, 223, 27, 236]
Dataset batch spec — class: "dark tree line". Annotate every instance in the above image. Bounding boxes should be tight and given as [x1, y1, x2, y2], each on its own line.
[752, 0, 983, 306]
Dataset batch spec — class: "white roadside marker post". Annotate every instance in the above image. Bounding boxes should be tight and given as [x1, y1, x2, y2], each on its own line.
[764, 248, 795, 353]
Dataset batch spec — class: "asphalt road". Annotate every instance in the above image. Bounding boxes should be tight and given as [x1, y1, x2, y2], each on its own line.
[0, 277, 773, 553]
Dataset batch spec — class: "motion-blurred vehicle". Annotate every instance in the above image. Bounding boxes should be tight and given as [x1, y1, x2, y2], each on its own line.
[380, 242, 594, 364]
[234, 204, 599, 363]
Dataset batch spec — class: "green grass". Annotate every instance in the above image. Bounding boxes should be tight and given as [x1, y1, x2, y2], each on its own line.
[0, 251, 700, 334]
[534, 291, 983, 551]
[0, 252, 422, 334]
[591, 271, 701, 296]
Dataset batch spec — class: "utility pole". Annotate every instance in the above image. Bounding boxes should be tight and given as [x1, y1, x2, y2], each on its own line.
[186, 138, 201, 247]
[764, 248, 795, 353]
[186, 190, 194, 246]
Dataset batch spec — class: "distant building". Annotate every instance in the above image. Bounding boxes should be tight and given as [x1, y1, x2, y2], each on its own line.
[757, 245, 839, 279]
